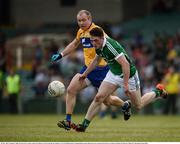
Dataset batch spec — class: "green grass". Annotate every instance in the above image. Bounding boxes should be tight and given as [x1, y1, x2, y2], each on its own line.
[0, 114, 180, 142]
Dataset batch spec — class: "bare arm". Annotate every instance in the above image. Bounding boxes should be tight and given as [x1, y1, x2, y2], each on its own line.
[61, 38, 80, 57]
[80, 55, 101, 78]
[116, 55, 130, 93]
[84, 55, 101, 76]
[51, 38, 80, 62]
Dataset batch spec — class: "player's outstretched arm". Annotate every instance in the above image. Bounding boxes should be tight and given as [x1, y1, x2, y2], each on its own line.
[51, 38, 80, 62]
[61, 38, 80, 57]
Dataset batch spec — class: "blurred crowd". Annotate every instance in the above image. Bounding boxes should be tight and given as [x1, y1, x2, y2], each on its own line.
[125, 30, 180, 115]
[0, 19, 180, 115]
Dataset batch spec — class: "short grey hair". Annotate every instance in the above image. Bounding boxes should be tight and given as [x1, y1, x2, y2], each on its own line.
[77, 10, 92, 17]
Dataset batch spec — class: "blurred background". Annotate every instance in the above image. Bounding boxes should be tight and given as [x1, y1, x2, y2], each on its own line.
[0, 0, 180, 116]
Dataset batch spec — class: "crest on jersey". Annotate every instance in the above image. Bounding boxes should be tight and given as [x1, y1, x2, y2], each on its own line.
[80, 38, 93, 48]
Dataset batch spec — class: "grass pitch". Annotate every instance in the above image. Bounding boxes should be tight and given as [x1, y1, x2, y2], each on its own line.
[0, 114, 180, 142]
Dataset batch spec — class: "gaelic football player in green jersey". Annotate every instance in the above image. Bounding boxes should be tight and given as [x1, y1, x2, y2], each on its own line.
[74, 27, 168, 132]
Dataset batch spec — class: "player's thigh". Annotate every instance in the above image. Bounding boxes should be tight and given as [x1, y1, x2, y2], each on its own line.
[67, 73, 87, 92]
[97, 81, 117, 99]
[129, 89, 142, 108]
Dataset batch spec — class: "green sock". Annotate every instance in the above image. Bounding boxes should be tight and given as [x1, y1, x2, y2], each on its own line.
[153, 88, 162, 98]
[82, 119, 90, 128]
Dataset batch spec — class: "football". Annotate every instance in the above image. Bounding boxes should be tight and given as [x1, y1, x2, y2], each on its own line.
[48, 80, 65, 97]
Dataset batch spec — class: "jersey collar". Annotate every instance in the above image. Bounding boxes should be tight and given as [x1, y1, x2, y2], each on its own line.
[102, 36, 107, 49]
[82, 22, 94, 31]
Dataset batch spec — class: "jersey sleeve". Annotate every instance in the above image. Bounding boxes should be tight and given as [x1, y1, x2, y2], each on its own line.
[113, 41, 125, 60]
[106, 41, 124, 60]
[75, 29, 81, 41]
[114, 53, 124, 60]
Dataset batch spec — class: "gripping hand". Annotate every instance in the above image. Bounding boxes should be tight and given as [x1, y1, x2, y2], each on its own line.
[51, 53, 62, 62]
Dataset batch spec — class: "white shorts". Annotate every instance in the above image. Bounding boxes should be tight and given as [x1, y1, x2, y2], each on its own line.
[103, 70, 140, 91]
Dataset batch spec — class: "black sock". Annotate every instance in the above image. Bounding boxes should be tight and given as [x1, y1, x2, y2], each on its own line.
[122, 102, 129, 110]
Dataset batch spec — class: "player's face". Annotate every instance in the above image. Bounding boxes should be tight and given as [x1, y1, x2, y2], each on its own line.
[90, 36, 104, 49]
[77, 13, 91, 30]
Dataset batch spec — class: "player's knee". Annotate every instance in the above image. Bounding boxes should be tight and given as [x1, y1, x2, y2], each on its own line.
[95, 94, 104, 103]
[103, 98, 111, 106]
[103, 100, 110, 106]
[67, 85, 77, 96]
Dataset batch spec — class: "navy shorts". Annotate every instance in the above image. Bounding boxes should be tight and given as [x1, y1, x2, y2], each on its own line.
[80, 65, 109, 88]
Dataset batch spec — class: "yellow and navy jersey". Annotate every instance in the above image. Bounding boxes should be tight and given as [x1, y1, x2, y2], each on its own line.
[76, 23, 107, 66]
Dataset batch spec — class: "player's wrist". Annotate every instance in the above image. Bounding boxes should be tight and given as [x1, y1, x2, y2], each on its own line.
[60, 52, 64, 57]
[57, 52, 63, 59]
[51, 52, 63, 61]
[83, 72, 88, 77]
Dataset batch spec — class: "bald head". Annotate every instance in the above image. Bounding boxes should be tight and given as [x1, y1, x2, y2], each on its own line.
[77, 10, 92, 30]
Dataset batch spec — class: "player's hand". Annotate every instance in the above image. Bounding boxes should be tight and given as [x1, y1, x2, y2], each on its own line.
[78, 74, 87, 81]
[51, 53, 62, 62]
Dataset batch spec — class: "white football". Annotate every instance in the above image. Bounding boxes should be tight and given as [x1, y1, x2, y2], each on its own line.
[48, 81, 65, 97]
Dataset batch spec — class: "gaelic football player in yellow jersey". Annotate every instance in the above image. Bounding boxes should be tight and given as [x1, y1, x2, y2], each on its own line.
[51, 10, 131, 131]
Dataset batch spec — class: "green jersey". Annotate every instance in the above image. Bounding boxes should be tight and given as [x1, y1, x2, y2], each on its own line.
[96, 37, 137, 77]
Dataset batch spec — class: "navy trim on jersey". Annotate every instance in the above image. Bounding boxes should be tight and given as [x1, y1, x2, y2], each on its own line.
[80, 37, 93, 48]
